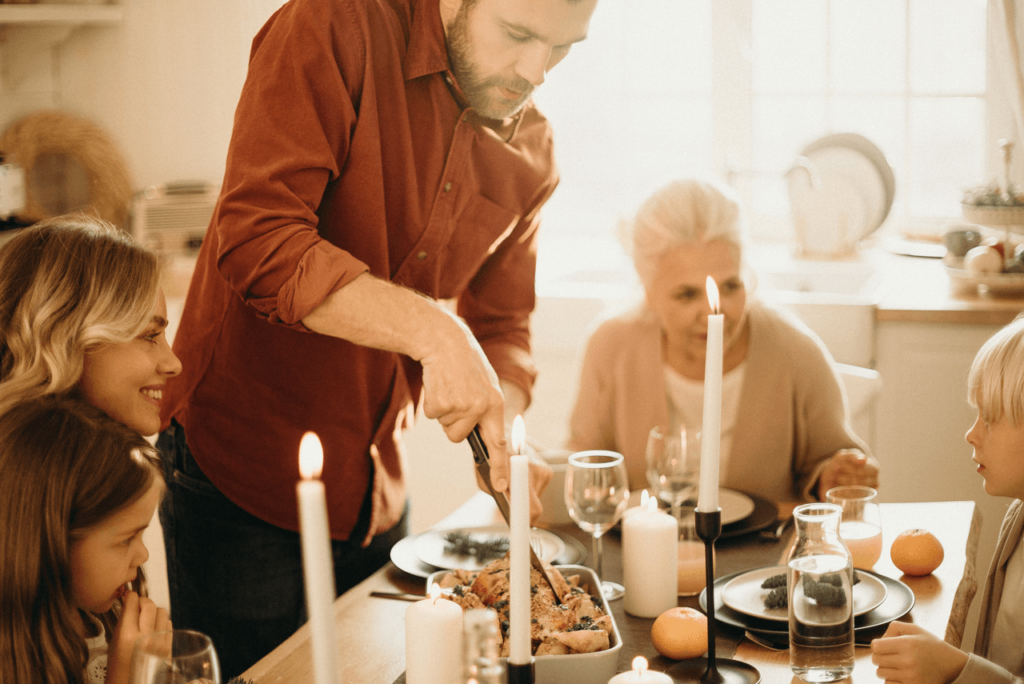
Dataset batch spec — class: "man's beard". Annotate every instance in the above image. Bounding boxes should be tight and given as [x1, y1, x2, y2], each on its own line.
[446, 3, 534, 120]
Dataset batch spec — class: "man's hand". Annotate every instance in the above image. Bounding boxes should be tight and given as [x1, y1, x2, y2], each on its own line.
[870, 621, 968, 684]
[420, 314, 509, 492]
[817, 449, 880, 500]
[105, 591, 172, 684]
[302, 273, 514, 492]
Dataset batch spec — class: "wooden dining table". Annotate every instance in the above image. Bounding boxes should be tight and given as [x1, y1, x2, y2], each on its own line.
[241, 492, 981, 684]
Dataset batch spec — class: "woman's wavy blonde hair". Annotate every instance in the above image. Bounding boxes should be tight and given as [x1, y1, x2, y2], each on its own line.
[0, 215, 159, 416]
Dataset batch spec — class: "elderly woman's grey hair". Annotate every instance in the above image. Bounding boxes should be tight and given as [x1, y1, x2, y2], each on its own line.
[620, 178, 747, 288]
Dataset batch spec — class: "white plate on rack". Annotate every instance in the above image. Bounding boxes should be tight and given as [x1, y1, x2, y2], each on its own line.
[720, 565, 888, 622]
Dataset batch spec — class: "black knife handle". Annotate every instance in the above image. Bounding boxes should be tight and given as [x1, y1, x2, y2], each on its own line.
[468, 425, 489, 465]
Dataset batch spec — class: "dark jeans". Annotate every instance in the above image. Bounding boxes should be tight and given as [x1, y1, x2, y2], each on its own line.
[156, 420, 409, 680]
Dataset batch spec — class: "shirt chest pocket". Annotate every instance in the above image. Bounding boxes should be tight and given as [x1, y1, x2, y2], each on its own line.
[436, 193, 520, 298]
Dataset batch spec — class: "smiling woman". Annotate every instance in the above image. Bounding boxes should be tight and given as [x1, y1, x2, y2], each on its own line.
[0, 214, 181, 434]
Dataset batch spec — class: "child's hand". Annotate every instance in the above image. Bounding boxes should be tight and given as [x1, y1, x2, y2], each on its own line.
[870, 621, 969, 684]
[105, 591, 172, 684]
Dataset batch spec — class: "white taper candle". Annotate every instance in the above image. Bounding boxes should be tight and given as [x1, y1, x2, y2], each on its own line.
[297, 432, 340, 684]
[698, 276, 723, 513]
[509, 452, 532, 664]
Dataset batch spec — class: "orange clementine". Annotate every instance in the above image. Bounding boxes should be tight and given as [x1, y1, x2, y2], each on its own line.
[651, 607, 708, 660]
[890, 529, 944, 576]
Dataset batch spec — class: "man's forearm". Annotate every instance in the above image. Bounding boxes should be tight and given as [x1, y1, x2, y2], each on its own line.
[301, 272, 459, 361]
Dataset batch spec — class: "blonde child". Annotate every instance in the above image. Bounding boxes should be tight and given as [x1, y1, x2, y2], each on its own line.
[0, 397, 171, 684]
[870, 315, 1024, 683]
[0, 214, 181, 434]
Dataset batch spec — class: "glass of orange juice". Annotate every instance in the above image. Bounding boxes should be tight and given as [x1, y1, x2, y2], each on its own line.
[826, 486, 882, 569]
[677, 512, 713, 596]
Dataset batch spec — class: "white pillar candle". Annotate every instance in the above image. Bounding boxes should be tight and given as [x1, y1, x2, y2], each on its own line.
[608, 656, 674, 683]
[297, 432, 340, 684]
[405, 583, 463, 684]
[509, 449, 532, 664]
[622, 495, 677, 617]
[698, 276, 723, 513]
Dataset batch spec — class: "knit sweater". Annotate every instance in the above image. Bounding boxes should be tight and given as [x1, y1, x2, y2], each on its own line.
[566, 301, 867, 502]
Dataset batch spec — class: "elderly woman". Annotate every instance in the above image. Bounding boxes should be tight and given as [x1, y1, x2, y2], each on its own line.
[566, 178, 879, 502]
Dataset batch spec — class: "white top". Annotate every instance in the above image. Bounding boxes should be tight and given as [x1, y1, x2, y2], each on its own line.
[664, 361, 747, 478]
[82, 612, 109, 684]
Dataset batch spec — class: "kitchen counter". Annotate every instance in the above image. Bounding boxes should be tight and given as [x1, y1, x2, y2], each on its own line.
[871, 248, 1024, 325]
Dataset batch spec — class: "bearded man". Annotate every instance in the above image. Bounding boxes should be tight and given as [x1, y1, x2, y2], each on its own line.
[156, 0, 599, 676]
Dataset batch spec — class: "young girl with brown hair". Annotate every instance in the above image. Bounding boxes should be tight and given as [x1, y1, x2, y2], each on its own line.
[0, 397, 171, 684]
[0, 214, 181, 434]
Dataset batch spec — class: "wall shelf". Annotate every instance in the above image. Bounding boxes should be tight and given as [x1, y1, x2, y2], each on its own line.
[0, 4, 122, 26]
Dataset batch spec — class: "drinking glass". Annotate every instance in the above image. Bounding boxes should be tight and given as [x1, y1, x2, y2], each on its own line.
[564, 450, 630, 600]
[676, 511, 712, 597]
[826, 485, 883, 570]
[129, 630, 221, 684]
[645, 425, 699, 525]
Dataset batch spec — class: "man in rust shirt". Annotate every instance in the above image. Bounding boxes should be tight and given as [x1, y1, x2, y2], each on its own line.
[157, 0, 599, 675]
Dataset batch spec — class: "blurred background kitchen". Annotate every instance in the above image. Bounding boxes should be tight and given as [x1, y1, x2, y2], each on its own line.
[0, 0, 1018, 651]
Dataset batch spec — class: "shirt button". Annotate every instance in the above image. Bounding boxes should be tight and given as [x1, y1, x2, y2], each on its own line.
[444, 182, 452, 193]
[417, 251, 428, 260]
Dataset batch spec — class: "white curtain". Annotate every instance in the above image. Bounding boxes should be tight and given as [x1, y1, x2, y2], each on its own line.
[994, 0, 1024, 150]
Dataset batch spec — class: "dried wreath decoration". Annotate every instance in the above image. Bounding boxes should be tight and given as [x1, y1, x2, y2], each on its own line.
[0, 109, 132, 227]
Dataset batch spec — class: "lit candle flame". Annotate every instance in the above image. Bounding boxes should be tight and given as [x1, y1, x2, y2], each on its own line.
[646, 493, 658, 513]
[632, 656, 648, 676]
[639, 489, 649, 509]
[705, 276, 720, 314]
[511, 415, 525, 455]
[429, 582, 442, 603]
[298, 431, 324, 480]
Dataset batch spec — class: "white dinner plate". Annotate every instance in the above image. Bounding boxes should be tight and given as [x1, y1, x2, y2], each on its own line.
[721, 565, 887, 622]
[627, 488, 755, 526]
[413, 525, 565, 572]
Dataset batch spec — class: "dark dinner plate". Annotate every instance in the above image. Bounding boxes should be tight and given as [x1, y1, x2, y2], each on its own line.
[699, 567, 915, 638]
[719, 492, 777, 539]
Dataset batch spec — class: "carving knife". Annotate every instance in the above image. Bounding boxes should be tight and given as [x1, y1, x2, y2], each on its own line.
[468, 426, 563, 603]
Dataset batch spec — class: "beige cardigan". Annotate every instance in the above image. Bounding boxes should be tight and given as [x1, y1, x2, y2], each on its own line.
[954, 499, 1024, 683]
[566, 301, 867, 502]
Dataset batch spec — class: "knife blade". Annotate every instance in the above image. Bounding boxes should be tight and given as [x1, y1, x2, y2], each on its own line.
[468, 426, 563, 603]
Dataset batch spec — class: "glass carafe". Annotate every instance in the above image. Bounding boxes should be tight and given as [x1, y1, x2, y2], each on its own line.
[788, 503, 855, 683]
[460, 609, 504, 684]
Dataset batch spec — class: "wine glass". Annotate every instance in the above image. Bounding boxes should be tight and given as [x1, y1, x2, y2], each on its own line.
[564, 450, 630, 600]
[826, 485, 883, 569]
[129, 630, 221, 684]
[645, 425, 699, 526]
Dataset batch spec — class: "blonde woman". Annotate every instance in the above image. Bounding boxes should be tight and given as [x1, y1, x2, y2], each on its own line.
[0, 215, 181, 435]
[566, 178, 879, 502]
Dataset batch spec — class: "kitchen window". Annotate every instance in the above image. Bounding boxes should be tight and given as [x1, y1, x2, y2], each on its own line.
[533, 0, 991, 289]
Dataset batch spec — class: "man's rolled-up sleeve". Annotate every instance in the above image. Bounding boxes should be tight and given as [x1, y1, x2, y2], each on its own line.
[209, 0, 370, 330]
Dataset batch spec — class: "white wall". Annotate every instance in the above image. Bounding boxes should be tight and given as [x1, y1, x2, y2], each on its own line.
[1, 0, 287, 189]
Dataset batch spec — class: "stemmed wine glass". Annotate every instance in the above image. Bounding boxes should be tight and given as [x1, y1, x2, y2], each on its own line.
[564, 450, 630, 600]
[645, 425, 699, 526]
[129, 630, 221, 684]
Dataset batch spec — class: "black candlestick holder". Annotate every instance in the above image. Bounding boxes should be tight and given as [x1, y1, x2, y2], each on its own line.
[667, 509, 760, 684]
[507, 658, 535, 684]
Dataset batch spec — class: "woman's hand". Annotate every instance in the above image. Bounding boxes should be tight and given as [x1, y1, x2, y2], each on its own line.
[870, 621, 968, 684]
[105, 591, 172, 684]
[817, 449, 880, 499]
